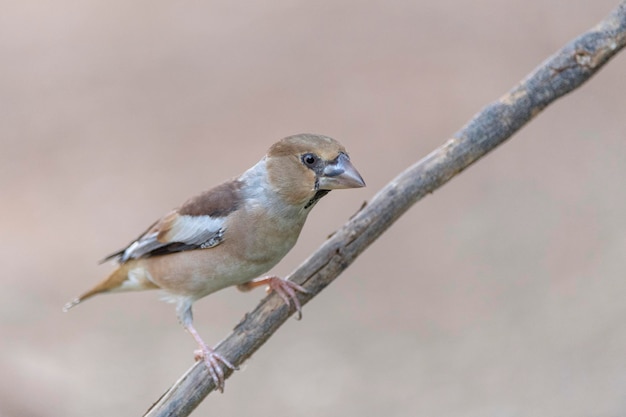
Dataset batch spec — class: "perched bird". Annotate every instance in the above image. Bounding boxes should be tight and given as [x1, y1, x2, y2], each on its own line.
[64, 133, 365, 391]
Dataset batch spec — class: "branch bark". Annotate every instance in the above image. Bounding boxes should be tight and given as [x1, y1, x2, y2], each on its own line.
[145, 3, 626, 416]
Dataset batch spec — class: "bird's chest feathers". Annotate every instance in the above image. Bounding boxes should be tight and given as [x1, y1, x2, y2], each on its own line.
[226, 204, 307, 269]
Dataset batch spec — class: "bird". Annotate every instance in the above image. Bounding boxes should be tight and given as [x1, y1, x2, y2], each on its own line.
[63, 133, 365, 391]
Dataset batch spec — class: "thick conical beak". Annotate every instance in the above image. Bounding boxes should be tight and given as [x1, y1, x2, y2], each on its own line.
[318, 153, 366, 190]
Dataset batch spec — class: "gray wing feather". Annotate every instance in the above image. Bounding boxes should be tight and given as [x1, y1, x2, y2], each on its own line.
[117, 214, 226, 262]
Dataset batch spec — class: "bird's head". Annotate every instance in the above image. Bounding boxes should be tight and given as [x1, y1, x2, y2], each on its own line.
[265, 134, 365, 208]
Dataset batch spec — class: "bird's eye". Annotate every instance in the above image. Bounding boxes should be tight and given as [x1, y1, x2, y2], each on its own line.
[302, 153, 318, 166]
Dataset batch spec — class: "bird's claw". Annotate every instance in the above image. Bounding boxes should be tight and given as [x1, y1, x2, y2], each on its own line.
[194, 347, 238, 393]
[266, 277, 309, 320]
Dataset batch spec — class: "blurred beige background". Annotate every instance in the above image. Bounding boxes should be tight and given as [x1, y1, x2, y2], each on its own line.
[2, 0, 626, 416]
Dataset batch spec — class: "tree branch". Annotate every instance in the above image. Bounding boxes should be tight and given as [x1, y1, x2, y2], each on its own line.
[145, 2, 626, 416]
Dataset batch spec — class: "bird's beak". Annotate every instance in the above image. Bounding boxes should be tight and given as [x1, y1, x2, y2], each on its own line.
[318, 153, 366, 190]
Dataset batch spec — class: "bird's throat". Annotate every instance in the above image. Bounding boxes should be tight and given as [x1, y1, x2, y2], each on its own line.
[304, 189, 330, 209]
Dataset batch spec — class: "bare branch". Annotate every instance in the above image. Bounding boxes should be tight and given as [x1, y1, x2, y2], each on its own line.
[145, 2, 626, 416]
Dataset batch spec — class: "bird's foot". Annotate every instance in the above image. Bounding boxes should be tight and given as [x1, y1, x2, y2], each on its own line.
[193, 345, 237, 393]
[184, 320, 237, 392]
[238, 276, 309, 319]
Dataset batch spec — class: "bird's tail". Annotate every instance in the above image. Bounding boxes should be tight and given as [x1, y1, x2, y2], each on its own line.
[63, 262, 158, 312]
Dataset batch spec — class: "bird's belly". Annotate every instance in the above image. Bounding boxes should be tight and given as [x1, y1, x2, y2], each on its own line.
[142, 204, 306, 300]
[143, 238, 294, 299]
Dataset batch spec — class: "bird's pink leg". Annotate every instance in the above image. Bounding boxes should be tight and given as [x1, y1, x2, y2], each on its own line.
[184, 322, 237, 393]
[237, 276, 309, 319]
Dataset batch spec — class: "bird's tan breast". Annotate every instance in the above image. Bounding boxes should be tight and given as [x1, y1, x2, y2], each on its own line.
[140, 204, 306, 299]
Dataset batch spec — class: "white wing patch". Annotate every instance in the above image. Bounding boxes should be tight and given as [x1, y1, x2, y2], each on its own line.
[120, 214, 226, 262]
